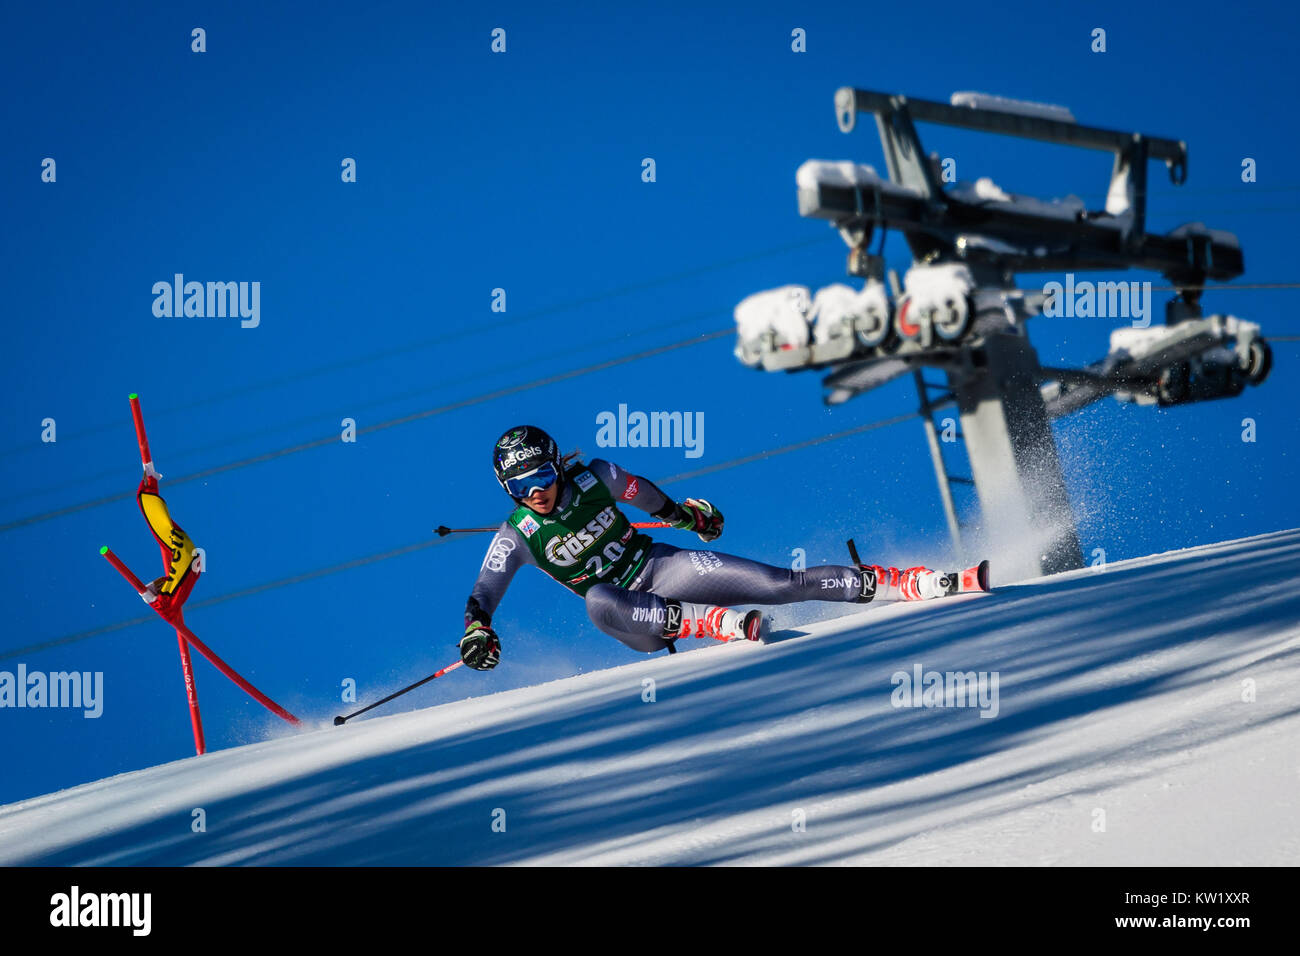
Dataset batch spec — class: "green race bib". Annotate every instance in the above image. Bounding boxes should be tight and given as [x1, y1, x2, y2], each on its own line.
[508, 466, 652, 596]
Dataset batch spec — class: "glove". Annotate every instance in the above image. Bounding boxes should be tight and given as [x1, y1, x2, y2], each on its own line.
[670, 498, 724, 543]
[459, 621, 501, 671]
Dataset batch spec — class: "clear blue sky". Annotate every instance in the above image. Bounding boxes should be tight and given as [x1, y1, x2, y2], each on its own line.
[2, 0, 1298, 804]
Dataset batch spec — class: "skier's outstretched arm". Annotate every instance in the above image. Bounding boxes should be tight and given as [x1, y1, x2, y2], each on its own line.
[461, 523, 534, 670]
[587, 458, 724, 542]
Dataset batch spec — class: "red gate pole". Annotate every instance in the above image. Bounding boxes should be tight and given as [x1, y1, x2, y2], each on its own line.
[100, 545, 208, 754]
[128, 394, 211, 746]
[100, 543, 149, 595]
[100, 546, 302, 729]
[128, 392, 156, 477]
[169, 618, 301, 726]
[176, 632, 206, 754]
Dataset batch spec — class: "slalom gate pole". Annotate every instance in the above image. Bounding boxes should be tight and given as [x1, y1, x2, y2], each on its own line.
[169, 620, 301, 726]
[176, 631, 206, 754]
[104, 393, 305, 741]
[101, 545, 208, 753]
[128, 392, 156, 476]
[435, 522, 672, 536]
[129, 395, 212, 744]
[100, 545, 302, 728]
[100, 543, 149, 592]
[334, 659, 463, 725]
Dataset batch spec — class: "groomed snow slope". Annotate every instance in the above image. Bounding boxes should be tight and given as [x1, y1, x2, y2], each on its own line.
[2, 529, 1298, 866]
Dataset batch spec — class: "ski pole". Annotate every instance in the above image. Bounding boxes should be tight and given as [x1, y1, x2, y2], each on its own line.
[435, 522, 672, 536]
[334, 659, 464, 725]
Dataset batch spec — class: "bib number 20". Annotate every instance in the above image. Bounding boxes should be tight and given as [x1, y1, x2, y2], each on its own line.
[585, 541, 625, 577]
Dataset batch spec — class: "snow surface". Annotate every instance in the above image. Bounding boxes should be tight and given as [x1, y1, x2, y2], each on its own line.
[1, 529, 1298, 866]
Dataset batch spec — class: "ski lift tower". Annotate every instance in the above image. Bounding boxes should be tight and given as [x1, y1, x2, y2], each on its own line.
[734, 88, 1273, 578]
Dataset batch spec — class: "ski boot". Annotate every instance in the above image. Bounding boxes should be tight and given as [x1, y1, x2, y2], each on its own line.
[856, 561, 989, 601]
[663, 600, 765, 643]
[847, 536, 990, 603]
[857, 565, 950, 602]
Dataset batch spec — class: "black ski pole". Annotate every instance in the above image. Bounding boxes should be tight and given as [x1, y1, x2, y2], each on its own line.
[436, 522, 672, 537]
[333, 659, 463, 725]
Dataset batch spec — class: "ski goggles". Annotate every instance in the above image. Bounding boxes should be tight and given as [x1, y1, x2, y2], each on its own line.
[504, 461, 560, 499]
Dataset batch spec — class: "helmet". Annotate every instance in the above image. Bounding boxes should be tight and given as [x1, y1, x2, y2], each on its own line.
[492, 425, 563, 501]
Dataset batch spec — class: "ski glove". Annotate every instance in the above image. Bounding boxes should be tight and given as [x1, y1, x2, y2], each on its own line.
[460, 621, 501, 671]
[670, 498, 724, 543]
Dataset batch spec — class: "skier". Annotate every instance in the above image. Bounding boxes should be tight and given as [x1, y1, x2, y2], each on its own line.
[458, 425, 987, 670]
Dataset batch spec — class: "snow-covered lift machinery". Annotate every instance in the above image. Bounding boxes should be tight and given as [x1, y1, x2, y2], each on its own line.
[734, 87, 1272, 578]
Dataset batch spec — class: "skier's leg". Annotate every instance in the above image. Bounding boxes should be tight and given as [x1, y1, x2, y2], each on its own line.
[635, 543, 952, 605]
[584, 583, 674, 653]
[635, 543, 865, 606]
[585, 579, 759, 647]
[581, 545, 960, 651]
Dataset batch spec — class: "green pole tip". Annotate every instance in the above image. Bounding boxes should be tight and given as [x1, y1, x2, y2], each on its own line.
[128, 392, 138, 400]
[99, 545, 109, 555]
